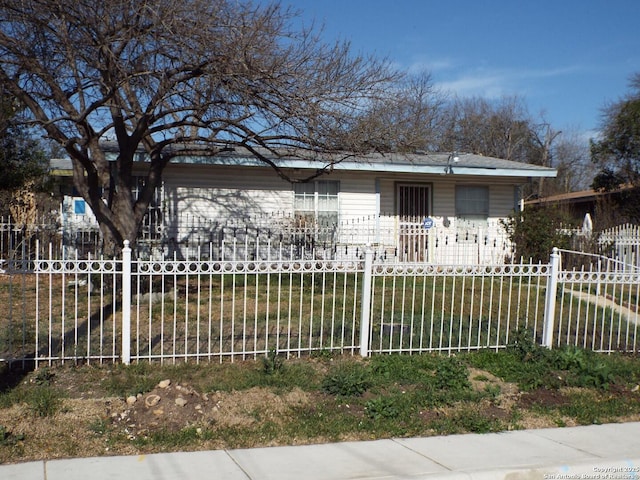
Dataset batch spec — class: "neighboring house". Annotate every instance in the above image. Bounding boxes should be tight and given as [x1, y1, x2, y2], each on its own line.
[524, 184, 639, 225]
[50, 149, 557, 263]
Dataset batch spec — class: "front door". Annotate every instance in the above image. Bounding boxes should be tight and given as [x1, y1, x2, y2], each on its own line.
[397, 184, 431, 261]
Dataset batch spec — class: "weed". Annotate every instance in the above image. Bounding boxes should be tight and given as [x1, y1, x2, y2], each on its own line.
[322, 362, 370, 397]
[2, 351, 640, 464]
[312, 349, 335, 360]
[483, 384, 502, 399]
[556, 346, 589, 370]
[33, 367, 55, 386]
[365, 396, 401, 420]
[27, 386, 63, 417]
[0, 425, 24, 446]
[507, 328, 547, 362]
[553, 347, 616, 389]
[429, 406, 505, 435]
[455, 407, 504, 433]
[88, 417, 109, 436]
[262, 349, 285, 375]
[434, 356, 470, 391]
[559, 391, 640, 425]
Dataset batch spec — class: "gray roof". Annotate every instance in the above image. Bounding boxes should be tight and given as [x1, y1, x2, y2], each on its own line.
[170, 149, 557, 178]
[51, 149, 557, 179]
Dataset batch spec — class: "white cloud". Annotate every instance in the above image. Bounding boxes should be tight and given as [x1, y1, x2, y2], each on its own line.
[407, 58, 454, 75]
[434, 65, 582, 99]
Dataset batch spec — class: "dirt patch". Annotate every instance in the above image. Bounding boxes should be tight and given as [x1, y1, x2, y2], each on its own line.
[112, 380, 312, 439]
[517, 388, 571, 409]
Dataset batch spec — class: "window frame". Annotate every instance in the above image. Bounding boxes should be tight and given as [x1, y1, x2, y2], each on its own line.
[293, 180, 340, 226]
[455, 185, 490, 220]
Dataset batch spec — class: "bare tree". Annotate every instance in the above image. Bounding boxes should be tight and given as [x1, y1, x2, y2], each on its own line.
[0, 0, 399, 252]
[437, 96, 538, 161]
[341, 72, 448, 153]
[551, 131, 592, 193]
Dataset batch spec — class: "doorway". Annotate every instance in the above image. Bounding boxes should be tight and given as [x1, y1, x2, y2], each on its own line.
[396, 184, 431, 261]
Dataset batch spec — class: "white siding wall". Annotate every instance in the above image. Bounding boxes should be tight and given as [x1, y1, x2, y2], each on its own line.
[158, 164, 521, 262]
[161, 164, 293, 244]
[163, 164, 293, 219]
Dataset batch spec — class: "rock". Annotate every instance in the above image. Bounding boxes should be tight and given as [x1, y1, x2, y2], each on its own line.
[158, 379, 171, 389]
[175, 397, 188, 407]
[145, 394, 161, 407]
[632, 384, 639, 392]
[126, 395, 137, 405]
[153, 408, 164, 415]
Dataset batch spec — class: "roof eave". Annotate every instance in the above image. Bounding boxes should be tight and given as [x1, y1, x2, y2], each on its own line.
[177, 157, 557, 178]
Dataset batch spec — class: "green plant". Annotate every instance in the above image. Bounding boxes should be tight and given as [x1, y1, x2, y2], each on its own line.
[556, 346, 589, 370]
[501, 207, 576, 263]
[262, 349, 285, 375]
[507, 328, 547, 362]
[453, 407, 506, 433]
[483, 384, 502, 399]
[0, 425, 24, 446]
[88, 417, 109, 436]
[554, 347, 615, 389]
[365, 397, 401, 420]
[34, 367, 55, 386]
[27, 386, 63, 417]
[434, 356, 470, 391]
[322, 362, 370, 397]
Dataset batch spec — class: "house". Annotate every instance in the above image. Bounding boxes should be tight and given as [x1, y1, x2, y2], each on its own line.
[50, 149, 557, 263]
[524, 184, 640, 226]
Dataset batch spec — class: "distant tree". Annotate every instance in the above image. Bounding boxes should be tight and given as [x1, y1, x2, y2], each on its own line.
[590, 73, 640, 223]
[591, 73, 640, 187]
[437, 96, 539, 162]
[342, 72, 448, 153]
[552, 131, 592, 193]
[0, 0, 399, 253]
[433, 96, 571, 199]
[0, 87, 47, 191]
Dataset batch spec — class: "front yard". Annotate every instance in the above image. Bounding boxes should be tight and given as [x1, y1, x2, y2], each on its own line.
[1, 338, 640, 464]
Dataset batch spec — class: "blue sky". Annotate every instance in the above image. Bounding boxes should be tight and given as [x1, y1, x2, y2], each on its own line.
[276, 0, 640, 139]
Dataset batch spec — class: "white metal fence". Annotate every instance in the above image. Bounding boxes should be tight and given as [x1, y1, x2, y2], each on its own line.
[0, 214, 513, 265]
[2, 242, 639, 368]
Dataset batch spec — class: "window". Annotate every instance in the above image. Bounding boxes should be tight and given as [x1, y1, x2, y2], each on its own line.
[132, 176, 163, 241]
[455, 186, 489, 220]
[294, 180, 339, 227]
[73, 199, 86, 215]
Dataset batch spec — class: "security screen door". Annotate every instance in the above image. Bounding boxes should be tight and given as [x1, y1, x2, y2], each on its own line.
[397, 184, 431, 261]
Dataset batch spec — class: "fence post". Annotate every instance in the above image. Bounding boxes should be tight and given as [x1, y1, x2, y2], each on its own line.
[359, 247, 374, 357]
[121, 240, 132, 365]
[542, 247, 560, 348]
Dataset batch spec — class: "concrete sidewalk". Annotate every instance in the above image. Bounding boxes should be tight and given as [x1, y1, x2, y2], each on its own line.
[2, 422, 639, 480]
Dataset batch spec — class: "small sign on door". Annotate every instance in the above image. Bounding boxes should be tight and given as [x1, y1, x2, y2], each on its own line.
[422, 217, 434, 229]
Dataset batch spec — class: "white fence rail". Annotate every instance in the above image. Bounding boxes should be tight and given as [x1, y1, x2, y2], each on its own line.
[2, 244, 640, 368]
[0, 214, 513, 265]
